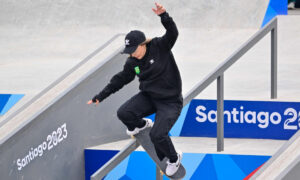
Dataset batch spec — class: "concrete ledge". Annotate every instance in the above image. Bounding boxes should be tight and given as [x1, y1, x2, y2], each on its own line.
[88, 137, 285, 156]
[0, 35, 124, 145]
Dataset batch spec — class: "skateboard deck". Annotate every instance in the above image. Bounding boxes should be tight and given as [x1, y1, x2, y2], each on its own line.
[134, 127, 186, 179]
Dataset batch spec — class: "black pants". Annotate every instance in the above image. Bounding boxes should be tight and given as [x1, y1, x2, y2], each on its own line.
[117, 92, 183, 162]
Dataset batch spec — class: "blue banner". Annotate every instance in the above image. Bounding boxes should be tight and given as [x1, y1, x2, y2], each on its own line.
[180, 99, 300, 140]
[85, 149, 270, 180]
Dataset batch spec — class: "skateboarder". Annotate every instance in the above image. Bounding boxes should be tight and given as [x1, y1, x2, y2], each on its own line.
[87, 3, 183, 176]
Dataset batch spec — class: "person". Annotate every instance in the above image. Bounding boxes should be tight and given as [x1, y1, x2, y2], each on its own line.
[87, 2, 183, 176]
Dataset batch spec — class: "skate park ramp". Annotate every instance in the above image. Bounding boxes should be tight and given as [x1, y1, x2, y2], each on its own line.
[0, 0, 268, 122]
[1, 0, 300, 179]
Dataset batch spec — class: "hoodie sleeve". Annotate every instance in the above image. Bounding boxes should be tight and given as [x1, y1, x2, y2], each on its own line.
[157, 12, 179, 51]
[92, 60, 135, 102]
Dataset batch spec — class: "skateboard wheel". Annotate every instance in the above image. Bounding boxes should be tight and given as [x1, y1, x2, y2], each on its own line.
[160, 170, 164, 175]
[130, 135, 134, 139]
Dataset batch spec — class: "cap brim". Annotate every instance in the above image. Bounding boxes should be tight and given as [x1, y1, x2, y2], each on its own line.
[122, 46, 138, 54]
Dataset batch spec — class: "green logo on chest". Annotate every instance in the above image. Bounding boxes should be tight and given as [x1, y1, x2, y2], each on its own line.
[134, 66, 140, 75]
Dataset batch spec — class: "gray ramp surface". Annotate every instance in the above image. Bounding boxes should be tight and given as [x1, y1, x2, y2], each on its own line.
[89, 137, 286, 156]
[0, 47, 140, 179]
[2, 1, 300, 180]
[0, 0, 268, 122]
[0, 0, 268, 28]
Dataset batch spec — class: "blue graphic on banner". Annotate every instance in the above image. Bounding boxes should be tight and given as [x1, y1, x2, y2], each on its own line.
[84, 149, 119, 180]
[261, 0, 287, 27]
[85, 149, 270, 180]
[180, 99, 300, 140]
[145, 103, 191, 137]
[0, 94, 24, 115]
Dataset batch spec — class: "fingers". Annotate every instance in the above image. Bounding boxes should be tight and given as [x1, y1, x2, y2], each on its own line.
[155, 2, 163, 9]
[154, 2, 163, 11]
[152, 8, 157, 14]
[153, 2, 165, 15]
[87, 100, 99, 105]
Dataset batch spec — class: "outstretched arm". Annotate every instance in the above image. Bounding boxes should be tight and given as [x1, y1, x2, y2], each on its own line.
[87, 61, 135, 105]
[153, 3, 178, 51]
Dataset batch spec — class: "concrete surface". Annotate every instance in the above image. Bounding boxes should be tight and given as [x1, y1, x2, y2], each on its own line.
[0, 1, 300, 178]
[0, 43, 148, 180]
[0, 0, 268, 29]
[193, 15, 300, 102]
[288, 9, 300, 15]
[0, 36, 124, 142]
[253, 130, 300, 179]
[89, 137, 286, 156]
[0, 0, 269, 123]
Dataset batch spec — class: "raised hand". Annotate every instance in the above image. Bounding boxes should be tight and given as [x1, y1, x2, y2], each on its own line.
[152, 2, 166, 15]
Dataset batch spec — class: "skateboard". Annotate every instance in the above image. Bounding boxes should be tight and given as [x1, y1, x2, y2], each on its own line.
[133, 127, 186, 180]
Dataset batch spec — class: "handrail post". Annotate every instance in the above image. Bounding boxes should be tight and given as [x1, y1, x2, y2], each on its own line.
[271, 19, 278, 99]
[217, 74, 224, 152]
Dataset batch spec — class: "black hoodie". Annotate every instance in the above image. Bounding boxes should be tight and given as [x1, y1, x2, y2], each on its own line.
[93, 12, 182, 102]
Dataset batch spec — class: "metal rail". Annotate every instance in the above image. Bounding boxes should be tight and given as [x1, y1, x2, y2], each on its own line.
[184, 17, 278, 151]
[91, 17, 278, 179]
[91, 139, 140, 180]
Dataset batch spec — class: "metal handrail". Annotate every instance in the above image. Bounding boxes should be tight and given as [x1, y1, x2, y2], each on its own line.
[91, 139, 140, 179]
[184, 17, 277, 151]
[91, 17, 278, 179]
